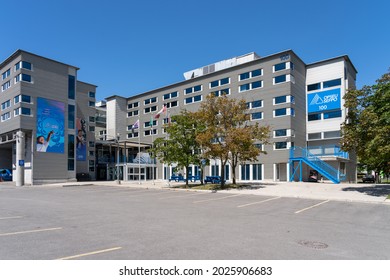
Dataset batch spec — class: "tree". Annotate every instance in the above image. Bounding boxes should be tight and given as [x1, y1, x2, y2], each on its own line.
[195, 94, 270, 187]
[152, 110, 204, 187]
[341, 71, 390, 179]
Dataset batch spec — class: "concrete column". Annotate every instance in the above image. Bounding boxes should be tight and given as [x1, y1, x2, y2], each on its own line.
[15, 131, 25, 187]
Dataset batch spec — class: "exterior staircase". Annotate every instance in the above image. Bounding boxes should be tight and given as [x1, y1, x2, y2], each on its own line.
[289, 147, 346, 184]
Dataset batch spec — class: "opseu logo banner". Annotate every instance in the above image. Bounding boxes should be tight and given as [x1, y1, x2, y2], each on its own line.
[307, 88, 341, 113]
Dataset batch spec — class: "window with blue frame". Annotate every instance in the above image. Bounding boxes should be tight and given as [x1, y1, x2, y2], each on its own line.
[241, 164, 250, 180]
[274, 129, 287, 137]
[274, 95, 287, 104]
[275, 142, 287, 149]
[251, 112, 263, 120]
[21, 107, 31, 115]
[252, 164, 262, 180]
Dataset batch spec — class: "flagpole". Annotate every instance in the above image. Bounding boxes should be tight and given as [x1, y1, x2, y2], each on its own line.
[138, 126, 141, 185]
[150, 114, 155, 185]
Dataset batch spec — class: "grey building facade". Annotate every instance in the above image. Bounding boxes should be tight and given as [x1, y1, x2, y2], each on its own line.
[0, 50, 97, 184]
[105, 50, 357, 183]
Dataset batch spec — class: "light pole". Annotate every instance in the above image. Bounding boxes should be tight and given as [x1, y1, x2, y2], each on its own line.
[116, 133, 120, 184]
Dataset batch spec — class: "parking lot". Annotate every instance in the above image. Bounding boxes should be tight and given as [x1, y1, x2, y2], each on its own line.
[1, 183, 389, 260]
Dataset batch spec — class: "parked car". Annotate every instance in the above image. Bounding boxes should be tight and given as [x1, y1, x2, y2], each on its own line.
[0, 169, 12, 181]
[362, 174, 375, 183]
[204, 175, 223, 184]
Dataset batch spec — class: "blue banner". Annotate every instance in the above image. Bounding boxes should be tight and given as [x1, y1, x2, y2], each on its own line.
[36, 98, 65, 153]
[307, 88, 341, 113]
[76, 118, 87, 161]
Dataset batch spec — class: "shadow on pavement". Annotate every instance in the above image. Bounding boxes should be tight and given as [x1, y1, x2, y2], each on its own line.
[342, 184, 390, 197]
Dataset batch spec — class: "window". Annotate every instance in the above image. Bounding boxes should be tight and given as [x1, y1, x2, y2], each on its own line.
[239, 69, 263, 81]
[15, 61, 32, 71]
[241, 164, 250, 180]
[274, 62, 286, 72]
[68, 75, 75, 99]
[127, 132, 139, 138]
[252, 164, 262, 180]
[307, 82, 321, 91]
[2, 68, 10, 80]
[21, 107, 31, 116]
[89, 126, 95, 132]
[144, 97, 157, 105]
[127, 101, 139, 109]
[213, 88, 230, 97]
[127, 110, 139, 117]
[89, 160, 95, 172]
[323, 110, 342, 119]
[1, 81, 11, 91]
[247, 100, 263, 109]
[185, 95, 202, 104]
[323, 78, 341, 88]
[239, 81, 263, 92]
[15, 73, 32, 83]
[89, 116, 95, 123]
[274, 129, 287, 137]
[163, 91, 178, 100]
[1, 100, 11, 110]
[89, 141, 95, 148]
[274, 95, 286, 104]
[324, 130, 341, 138]
[68, 135, 75, 171]
[68, 105, 75, 129]
[88, 91, 95, 98]
[144, 106, 157, 113]
[89, 101, 95, 107]
[1, 112, 11, 121]
[144, 120, 157, 128]
[274, 74, 286, 84]
[166, 100, 178, 108]
[251, 112, 263, 120]
[275, 141, 288, 149]
[308, 132, 321, 140]
[274, 108, 286, 116]
[185, 85, 202, 95]
[308, 113, 321, 121]
[210, 77, 230, 88]
[21, 95, 31, 103]
[144, 129, 157, 136]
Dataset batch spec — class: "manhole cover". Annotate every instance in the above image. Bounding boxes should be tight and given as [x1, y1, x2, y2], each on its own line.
[298, 240, 328, 249]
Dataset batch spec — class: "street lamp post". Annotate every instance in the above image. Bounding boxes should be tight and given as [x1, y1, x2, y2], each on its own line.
[116, 133, 120, 184]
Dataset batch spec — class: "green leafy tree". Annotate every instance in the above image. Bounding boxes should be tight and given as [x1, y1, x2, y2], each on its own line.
[196, 94, 270, 187]
[341, 71, 390, 179]
[152, 110, 204, 187]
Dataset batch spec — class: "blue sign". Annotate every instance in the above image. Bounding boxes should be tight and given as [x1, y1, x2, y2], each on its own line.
[307, 88, 341, 113]
[19, 160, 24, 167]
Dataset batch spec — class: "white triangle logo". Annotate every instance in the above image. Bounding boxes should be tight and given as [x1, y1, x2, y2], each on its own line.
[309, 94, 323, 106]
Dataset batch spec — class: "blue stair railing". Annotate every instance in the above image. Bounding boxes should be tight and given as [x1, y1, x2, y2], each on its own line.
[290, 147, 346, 184]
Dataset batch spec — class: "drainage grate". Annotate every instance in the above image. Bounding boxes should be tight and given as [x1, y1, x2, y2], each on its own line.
[298, 240, 328, 249]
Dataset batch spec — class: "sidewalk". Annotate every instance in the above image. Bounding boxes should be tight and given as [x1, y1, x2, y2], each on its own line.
[23, 179, 390, 205]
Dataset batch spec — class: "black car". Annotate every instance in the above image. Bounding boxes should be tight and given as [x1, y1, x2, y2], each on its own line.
[362, 174, 375, 183]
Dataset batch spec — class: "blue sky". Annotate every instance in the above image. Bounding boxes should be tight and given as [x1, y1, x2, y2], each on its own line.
[1, 0, 389, 101]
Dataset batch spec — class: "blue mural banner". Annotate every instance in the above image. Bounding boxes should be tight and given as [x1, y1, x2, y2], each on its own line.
[307, 88, 341, 113]
[76, 118, 87, 161]
[36, 97, 65, 153]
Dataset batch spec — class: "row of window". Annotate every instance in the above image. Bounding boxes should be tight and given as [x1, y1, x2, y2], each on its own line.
[307, 78, 341, 92]
[128, 62, 295, 110]
[1, 95, 32, 111]
[1, 107, 32, 121]
[1, 61, 32, 80]
[1, 73, 33, 91]
[308, 110, 342, 121]
[308, 130, 341, 140]
[250, 107, 295, 120]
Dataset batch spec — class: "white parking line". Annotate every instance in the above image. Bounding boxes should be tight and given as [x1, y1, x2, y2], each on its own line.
[295, 200, 330, 214]
[0, 216, 23, 220]
[237, 196, 282, 208]
[57, 247, 122, 260]
[194, 194, 241, 203]
[0, 227, 62, 237]
[159, 192, 208, 200]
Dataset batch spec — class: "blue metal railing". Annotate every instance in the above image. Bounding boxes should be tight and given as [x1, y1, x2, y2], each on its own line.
[307, 145, 349, 159]
[290, 147, 345, 184]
